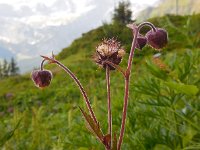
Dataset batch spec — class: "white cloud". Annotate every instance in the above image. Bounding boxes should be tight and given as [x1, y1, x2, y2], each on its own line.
[16, 53, 32, 61]
[19, 6, 95, 28]
[0, 0, 95, 27]
[0, 36, 11, 43]
[0, 0, 57, 9]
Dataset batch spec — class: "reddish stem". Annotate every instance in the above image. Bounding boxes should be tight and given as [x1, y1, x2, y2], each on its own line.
[118, 22, 156, 150]
[117, 26, 138, 150]
[104, 60, 126, 77]
[117, 77, 129, 150]
[40, 59, 45, 71]
[106, 65, 112, 149]
[138, 22, 157, 32]
[54, 60, 98, 124]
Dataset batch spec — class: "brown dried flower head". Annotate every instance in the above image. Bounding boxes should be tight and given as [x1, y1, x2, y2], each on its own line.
[93, 38, 125, 70]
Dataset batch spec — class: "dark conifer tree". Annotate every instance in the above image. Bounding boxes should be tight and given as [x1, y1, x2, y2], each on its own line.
[112, 1, 133, 25]
[2, 59, 10, 77]
[10, 57, 19, 76]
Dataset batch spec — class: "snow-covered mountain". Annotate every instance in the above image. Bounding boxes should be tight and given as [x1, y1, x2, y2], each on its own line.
[137, 0, 200, 21]
[0, 0, 114, 73]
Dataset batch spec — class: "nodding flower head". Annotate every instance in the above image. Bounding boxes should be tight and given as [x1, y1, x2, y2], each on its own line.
[93, 38, 125, 70]
[145, 28, 168, 50]
[136, 35, 147, 50]
[31, 69, 52, 88]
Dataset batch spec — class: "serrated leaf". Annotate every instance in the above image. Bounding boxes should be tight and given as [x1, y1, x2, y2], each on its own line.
[79, 107, 104, 141]
[112, 133, 118, 150]
[165, 81, 199, 96]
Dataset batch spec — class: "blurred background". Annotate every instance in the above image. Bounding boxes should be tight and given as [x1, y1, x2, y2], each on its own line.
[0, 0, 200, 149]
[0, 0, 199, 73]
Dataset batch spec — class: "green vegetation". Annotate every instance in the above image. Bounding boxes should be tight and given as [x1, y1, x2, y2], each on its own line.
[0, 14, 200, 149]
[0, 57, 19, 79]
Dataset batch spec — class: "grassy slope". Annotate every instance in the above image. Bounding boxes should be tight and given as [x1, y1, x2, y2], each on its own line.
[0, 14, 200, 149]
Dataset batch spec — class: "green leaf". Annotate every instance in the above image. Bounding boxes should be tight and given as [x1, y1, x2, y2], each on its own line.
[183, 127, 197, 146]
[79, 107, 104, 141]
[0, 118, 21, 146]
[146, 60, 168, 80]
[165, 81, 199, 95]
[153, 144, 171, 150]
[78, 148, 89, 150]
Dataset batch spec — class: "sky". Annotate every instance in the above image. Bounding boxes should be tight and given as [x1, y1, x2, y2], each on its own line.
[0, 0, 159, 73]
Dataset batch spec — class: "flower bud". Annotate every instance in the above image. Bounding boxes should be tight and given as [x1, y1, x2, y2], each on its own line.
[136, 35, 147, 50]
[145, 28, 168, 50]
[31, 70, 52, 88]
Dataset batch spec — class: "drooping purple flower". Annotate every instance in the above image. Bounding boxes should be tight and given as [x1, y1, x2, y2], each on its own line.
[31, 70, 52, 88]
[136, 35, 147, 50]
[145, 28, 168, 50]
[93, 38, 125, 70]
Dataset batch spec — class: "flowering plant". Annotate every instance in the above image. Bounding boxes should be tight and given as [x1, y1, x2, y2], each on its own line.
[31, 22, 168, 150]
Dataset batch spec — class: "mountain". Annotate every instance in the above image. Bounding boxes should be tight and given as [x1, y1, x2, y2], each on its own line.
[0, 0, 116, 73]
[137, 0, 200, 21]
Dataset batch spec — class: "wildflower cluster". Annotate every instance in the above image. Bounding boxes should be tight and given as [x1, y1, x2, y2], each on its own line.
[31, 22, 168, 150]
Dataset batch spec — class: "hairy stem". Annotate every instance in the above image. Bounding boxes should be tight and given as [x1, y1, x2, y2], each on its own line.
[104, 60, 126, 77]
[117, 78, 129, 150]
[118, 22, 156, 150]
[54, 60, 98, 124]
[106, 65, 112, 148]
[117, 26, 138, 150]
[127, 22, 156, 73]
[40, 59, 46, 71]
[138, 22, 157, 32]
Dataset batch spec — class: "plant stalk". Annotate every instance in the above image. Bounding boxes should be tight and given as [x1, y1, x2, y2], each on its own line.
[117, 26, 138, 149]
[40, 59, 45, 70]
[104, 60, 126, 77]
[117, 77, 130, 150]
[54, 60, 98, 124]
[106, 65, 112, 148]
[118, 22, 156, 149]
[138, 22, 157, 32]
